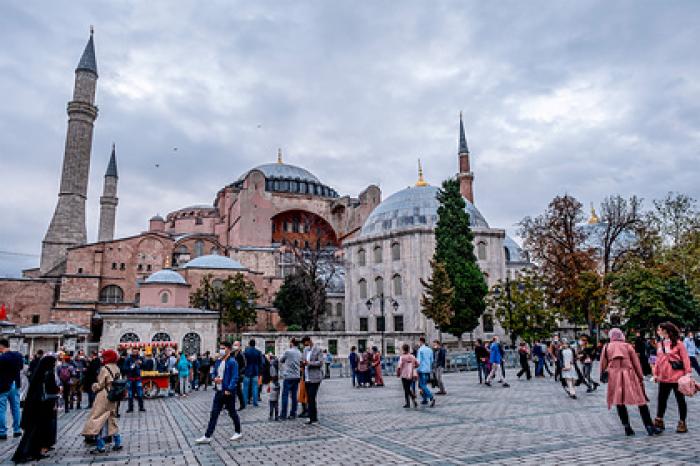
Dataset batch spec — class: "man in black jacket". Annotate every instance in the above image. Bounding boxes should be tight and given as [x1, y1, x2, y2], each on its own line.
[84, 352, 101, 409]
[474, 339, 489, 384]
[232, 342, 246, 409]
[0, 338, 23, 439]
[123, 348, 146, 413]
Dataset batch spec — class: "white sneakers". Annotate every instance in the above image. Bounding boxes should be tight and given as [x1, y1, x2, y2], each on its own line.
[195, 433, 242, 444]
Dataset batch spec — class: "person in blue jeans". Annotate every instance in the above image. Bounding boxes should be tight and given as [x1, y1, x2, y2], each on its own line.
[279, 338, 301, 419]
[348, 346, 359, 387]
[0, 338, 23, 439]
[243, 340, 263, 407]
[532, 339, 546, 377]
[123, 348, 145, 412]
[195, 341, 242, 444]
[416, 337, 436, 407]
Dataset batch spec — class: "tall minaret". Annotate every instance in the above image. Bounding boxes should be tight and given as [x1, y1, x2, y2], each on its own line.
[457, 112, 475, 204]
[40, 28, 99, 275]
[98, 143, 118, 242]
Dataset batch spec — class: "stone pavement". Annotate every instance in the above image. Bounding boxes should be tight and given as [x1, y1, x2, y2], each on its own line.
[0, 371, 698, 465]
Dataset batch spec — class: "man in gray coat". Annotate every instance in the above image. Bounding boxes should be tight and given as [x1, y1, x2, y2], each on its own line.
[301, 336, 323, 425]
[279, 338, 302, 420]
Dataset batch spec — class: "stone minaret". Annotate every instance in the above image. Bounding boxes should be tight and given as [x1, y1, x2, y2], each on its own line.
[457, 112, 474, 204]
[40, 29, 99, 275]
[98, 143, 118, 242]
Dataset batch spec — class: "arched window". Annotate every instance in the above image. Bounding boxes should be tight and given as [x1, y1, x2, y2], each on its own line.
[504, 246, 511, 262]
[392, 274, 402, 296]
[391, 242, 400, 261]
[134, 292, 140, 307]
[358, 249, 366, 267]
[373, 245, 383, 263]
[359, 279, 367, 299]
[152, 332, 171, 342]
[211, 247, 220, 255]
[482, 312, 494, 333]
[100, 285, 124, 303]
[335, 302, 343, 316]
[325, 302, 333, 315]
[182, 332, 201, 356]
[375, 276, 384, 296]
[160, 291, 170, 304]
[477, 242, 487, 260]
[194, 240, 204, 258]
[120, 332, 140, 343]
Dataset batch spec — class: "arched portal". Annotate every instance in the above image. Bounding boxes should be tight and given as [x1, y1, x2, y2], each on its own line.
[271, 210, 338, 249]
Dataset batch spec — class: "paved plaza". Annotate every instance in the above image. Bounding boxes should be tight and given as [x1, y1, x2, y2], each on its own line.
[0, 371, 698, 465]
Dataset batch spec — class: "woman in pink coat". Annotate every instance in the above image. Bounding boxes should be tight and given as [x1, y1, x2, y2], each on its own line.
[653, 321, 692, 433]
[600, 328, 659, 436]
[396, 344, 418, 408]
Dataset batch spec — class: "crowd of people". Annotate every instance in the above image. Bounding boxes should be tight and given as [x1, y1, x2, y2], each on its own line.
[0, 322, 698, 462]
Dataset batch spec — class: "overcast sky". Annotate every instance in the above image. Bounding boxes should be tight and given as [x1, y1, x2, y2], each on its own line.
[1, 1, 699, 277]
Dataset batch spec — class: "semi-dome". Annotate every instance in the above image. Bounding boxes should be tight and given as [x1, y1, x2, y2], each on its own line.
[504, 236, 528, 263]
[238, 162, 320, 184]
[183, 255, 246, 270]
[145, 269, 187, 285]
[360, 185, 489, 237]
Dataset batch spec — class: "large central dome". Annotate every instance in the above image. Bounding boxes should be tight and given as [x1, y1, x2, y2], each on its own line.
[360, 185, 489, 237]
[238, 162, 320, 184]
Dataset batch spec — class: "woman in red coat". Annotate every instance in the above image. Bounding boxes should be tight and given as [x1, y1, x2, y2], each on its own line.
[371, 347, 384, 387]
[600, 328, 659, 436]
[653, 321, 692, 433]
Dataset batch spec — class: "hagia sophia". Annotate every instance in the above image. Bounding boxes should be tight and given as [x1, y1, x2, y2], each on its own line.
[0, 31, 532, 356]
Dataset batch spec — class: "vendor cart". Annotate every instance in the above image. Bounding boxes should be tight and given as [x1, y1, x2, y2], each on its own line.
[116, 341, 178, 398]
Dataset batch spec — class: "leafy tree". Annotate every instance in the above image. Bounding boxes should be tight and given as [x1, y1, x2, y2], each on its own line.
[519, 195, 599, 335]
[190, 273, 258, 334]
[420, 260, 455, 338]
[487, 270, 557, 343]
[611, 261, 699, 331]
[433, 178, 488, 344]
[274, 272, 314, 330]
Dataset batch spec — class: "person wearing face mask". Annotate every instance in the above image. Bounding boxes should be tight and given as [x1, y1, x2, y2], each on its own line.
[195, 342, 242, 444]
[577, 336, 599, 393]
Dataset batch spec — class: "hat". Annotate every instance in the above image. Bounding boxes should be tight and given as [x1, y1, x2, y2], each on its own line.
[102, 349, 118, 364]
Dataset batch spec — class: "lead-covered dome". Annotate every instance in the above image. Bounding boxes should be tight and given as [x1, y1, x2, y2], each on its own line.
[360, 185, 489, 237]
[183, 255, 246, 270]
[238, 162, 321, 184]
[145, 269, 187, 285]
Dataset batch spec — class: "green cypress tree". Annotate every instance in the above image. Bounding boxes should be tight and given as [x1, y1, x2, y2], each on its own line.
[433, 178, 488, 344]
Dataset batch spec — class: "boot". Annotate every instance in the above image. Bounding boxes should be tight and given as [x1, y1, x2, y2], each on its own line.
[645, 425, 662, 436]
[676, 421, 688, 433]
[624, 425, 635, 436]
[654, 417, 665, 431]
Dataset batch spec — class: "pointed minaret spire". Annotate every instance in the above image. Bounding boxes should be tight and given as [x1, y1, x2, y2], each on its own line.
[277, 148, 283, 164]
[415, 159, 428, 187]
[98, 144, 119, 242]
[76, 26, 98, 77]
[105, 143, 118, 177]
[459, 111, 469, 154]
[457, 112, 475, 204]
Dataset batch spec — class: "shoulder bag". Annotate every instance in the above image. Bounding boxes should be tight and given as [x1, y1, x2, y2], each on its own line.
[662, 343, 685, 371]
[41, 372, 60, 402]
[599, 345, 609, 384]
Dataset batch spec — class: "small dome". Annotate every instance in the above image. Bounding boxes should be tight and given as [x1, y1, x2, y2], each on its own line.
[145, 269, 187, 285]
[238, 162, 320, 184]
[183, 255, 246, 270]
[504, 236, 528, 263]
[360, 185, 489, 237]
[150, 214, 164, 222]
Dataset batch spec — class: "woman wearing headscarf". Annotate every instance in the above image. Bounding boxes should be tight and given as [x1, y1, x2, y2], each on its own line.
[600, 328, 659, 436]
[176, 352, 191, 397]
[559, 339, 577, 399]
[81, 349, 123, 454]
[12, 354, 60, 463]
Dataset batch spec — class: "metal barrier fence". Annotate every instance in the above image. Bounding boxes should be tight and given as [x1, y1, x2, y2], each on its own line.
[326, 350, 521, 378]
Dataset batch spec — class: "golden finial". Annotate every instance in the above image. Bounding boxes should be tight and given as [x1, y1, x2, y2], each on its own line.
[588, 202, 600, 224]
[415, 159, 428, 187]
[277, 148, 283, 164]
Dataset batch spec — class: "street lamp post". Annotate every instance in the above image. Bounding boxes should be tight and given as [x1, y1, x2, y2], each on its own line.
[365, 293, 399, 355]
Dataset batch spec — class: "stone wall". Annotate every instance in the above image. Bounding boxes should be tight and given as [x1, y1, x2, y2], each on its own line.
[0, 278, 57, 325]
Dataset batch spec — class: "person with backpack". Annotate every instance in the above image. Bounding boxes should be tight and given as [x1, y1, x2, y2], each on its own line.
[58, 355, 76, 412]
[82, 349, 124, 454]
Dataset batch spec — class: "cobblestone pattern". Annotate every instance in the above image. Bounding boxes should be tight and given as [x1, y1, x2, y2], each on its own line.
[0, 371, 698, 465]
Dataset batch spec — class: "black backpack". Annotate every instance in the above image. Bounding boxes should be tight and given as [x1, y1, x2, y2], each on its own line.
[105, 366, 128, 402]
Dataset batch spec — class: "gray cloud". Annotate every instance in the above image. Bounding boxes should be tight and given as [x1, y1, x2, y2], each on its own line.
[1, 0, 699, 276]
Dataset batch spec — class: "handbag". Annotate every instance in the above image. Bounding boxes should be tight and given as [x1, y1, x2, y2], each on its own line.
[41, 376, 60, 402]
[599, 345, 609, 384]
[661, 343, 685, 371]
